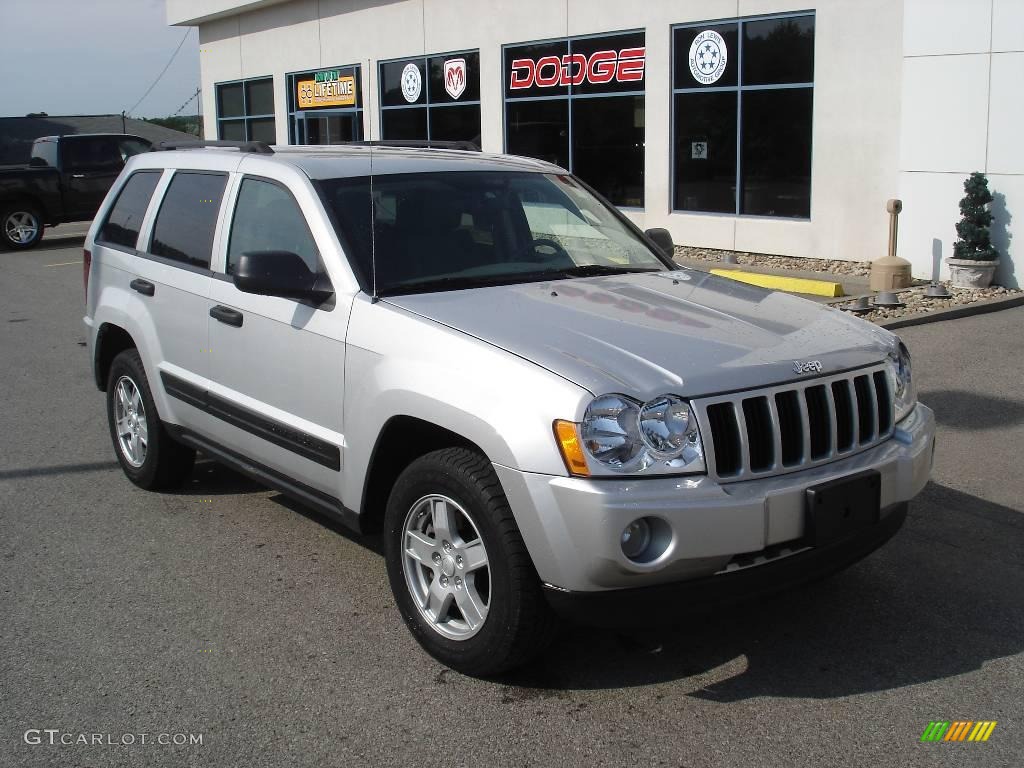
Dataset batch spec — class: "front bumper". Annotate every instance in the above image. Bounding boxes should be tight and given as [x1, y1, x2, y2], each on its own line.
[494, 403, 934, 594]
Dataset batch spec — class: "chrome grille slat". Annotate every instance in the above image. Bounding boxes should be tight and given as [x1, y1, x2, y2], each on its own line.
[765, 395, 784, 472]
[733, 401, 752, 476]
[822, 383, 839, 455]
[694, 363, 894, 483]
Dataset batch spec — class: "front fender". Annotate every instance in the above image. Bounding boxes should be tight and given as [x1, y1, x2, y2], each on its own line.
[341, 295, 589, 512]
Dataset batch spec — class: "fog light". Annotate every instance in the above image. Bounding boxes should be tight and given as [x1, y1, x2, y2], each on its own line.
[621, 519, 651, 560]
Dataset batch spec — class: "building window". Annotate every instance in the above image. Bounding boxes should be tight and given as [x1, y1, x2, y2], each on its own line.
[287, 65, 364, 145]
[378, 51, 481, 145]
[503, 31, 646, 208]
[216, 77, 276, 143]
[672, 14, 814, 218]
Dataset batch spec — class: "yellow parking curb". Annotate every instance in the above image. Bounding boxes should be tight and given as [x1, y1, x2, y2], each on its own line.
[709, 269, 845, 298]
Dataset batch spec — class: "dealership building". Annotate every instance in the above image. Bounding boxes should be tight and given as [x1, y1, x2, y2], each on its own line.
[167, 0, 1023, 287]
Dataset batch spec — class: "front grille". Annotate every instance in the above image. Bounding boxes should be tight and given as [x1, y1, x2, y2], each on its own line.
[694, 364, 894, 482]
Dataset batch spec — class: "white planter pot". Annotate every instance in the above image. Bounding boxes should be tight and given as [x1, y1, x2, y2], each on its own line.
[946, 258, 999, 289]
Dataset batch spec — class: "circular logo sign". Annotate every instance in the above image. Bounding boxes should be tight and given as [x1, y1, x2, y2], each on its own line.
[401, 62, 422, 103]
[688, 30, 728, 85]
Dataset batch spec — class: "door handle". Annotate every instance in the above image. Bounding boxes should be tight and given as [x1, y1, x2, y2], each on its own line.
[71, 173, 86, 179]
[210, 305, 243, 327]
[130, 278, 155, 296]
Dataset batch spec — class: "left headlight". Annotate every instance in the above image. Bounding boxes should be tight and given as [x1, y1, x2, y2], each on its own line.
[888, 341, 917, 422]
[555, 393, 706, 477]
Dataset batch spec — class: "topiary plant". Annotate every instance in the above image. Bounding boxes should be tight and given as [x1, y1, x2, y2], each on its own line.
[952, 171, 999, 261]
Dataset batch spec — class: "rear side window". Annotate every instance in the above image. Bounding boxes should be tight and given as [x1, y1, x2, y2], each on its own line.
[63, 137, 122, 173]
[227, 177, 320, 275]
[150, 171, 227, 269]
[31, 140, 58, 167]
[98, 171, 162, 249]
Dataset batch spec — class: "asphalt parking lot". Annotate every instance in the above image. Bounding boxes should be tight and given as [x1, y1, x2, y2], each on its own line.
[2, 228, 1022, 767]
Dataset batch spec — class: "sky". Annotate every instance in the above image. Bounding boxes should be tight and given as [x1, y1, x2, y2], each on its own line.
[0, 0, 202, 118]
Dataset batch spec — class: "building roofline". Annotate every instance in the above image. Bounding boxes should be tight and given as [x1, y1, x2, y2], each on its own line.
[166, 0, 291, 26]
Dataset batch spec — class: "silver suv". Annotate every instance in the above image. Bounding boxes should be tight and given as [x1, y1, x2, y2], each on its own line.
[84, 141, 934, 676]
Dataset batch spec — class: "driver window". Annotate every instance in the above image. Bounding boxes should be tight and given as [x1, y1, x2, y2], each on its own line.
[227, 177, 321, 276]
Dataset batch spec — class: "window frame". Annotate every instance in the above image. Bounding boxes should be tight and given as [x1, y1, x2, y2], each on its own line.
[377, 49, 482, 142]
[671, 11, 815, 219]
[215, 76, 276, 143]
[501, 29, 646, 210]
[95, 169, 164, 253]
[144, 169, 230, 275]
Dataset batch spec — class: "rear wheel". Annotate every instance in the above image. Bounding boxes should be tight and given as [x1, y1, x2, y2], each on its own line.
[384, 448, 557, 676]
[0, 205, 44, 250]
[106, 349, 195, 490]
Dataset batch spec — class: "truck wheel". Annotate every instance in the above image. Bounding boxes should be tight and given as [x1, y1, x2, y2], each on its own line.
[106, 349, 195, 490]
[0, 205, 44, 250]
[384, 447, 557, 677]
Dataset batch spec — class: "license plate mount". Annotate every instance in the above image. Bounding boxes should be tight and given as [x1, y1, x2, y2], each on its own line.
[805, 469, 881, 546]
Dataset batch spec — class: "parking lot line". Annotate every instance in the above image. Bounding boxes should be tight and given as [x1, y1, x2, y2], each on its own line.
[44, 260, 83, 267]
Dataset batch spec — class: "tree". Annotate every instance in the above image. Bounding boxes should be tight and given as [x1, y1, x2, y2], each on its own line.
[952, 171, 999, 261]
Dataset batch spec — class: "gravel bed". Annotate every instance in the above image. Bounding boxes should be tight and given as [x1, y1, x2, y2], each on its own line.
[674, 245, 1022, 323]
[675, 245, 873, 277]
[834, 283, 1022, 322]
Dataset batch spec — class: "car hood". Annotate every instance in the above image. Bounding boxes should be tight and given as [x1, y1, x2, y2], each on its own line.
[384, 269, 896, 399]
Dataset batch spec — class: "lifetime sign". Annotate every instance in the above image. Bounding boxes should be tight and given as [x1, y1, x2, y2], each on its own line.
[509, 47, 645, 90]
[297, 70, 356, 108]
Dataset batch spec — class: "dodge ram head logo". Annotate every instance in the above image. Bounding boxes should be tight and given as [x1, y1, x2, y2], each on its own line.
[444, 58, 466, 99]
[793, 360, 823, 375]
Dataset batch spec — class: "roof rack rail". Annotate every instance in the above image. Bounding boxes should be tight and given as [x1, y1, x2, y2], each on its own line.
[158, 139, 274, 155]
[342, 139, 481, 152]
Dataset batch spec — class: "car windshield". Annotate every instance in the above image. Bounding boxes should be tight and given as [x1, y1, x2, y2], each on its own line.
[315, 170, 668, 296]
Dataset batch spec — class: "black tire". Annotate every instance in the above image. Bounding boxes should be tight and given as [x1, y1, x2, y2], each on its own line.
[384, 447, 558, 677]
[106, 349, 195, 490]
[0, 204, 44, 250]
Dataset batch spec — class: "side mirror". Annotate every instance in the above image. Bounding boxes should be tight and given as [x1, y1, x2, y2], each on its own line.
[645, 228, 674, 259]
[233, 250, 333, 303]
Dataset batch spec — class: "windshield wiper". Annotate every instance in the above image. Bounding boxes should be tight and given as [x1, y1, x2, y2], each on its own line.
[540, 264, 664, 279]
[379, 273, 532, 296]
[379, 265, 665, 296]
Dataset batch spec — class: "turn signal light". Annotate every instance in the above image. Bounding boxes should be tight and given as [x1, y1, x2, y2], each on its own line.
[554, 420, 590, 477]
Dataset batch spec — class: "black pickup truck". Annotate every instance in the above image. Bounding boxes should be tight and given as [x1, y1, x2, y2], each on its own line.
[0, 133, 152, 250]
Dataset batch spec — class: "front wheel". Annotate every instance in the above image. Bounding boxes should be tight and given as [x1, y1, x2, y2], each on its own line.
[384, 448, 557, 676]
[0, 205, 44, 250]
[106, 349, 195, 490]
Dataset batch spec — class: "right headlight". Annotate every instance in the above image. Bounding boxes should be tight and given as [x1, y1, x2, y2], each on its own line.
[556, 393, 705, 477]
[888, 341, 917, 422]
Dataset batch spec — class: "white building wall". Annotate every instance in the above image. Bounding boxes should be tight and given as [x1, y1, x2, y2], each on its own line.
[176, 0, 906, 268]
[898, 0, 1022, 288]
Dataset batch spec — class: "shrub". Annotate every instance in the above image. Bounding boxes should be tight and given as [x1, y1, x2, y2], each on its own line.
[952, 172, 999, 261]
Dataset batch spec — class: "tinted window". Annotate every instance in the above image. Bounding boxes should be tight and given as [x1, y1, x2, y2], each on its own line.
[571, 95, 644, 207]
[673, 24, 739, 89]
[674, 91, 737, 213]
[150, 172, 227, 268]
[217, 83, 244, 117]
[98, 171, 161, 249]
[503, 31, 644, 205]
[63, 137, 122, 172]
[743, 17, 815, 85]
[227, 178, 320, 275]
[245, 78, 275, 115]
[740, 88, 813, 217]
[506, 99, 568, 170]
[117, 138, 151, 162]
[381, 108, 427, 140]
